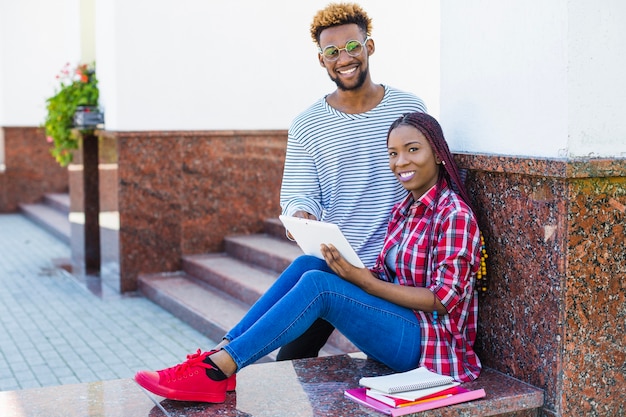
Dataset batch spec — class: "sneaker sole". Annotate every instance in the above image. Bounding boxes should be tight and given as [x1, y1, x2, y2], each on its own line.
[134, 373, 226, 403]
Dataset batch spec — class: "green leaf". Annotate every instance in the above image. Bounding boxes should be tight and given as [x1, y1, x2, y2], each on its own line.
[42, 62, 100, 167]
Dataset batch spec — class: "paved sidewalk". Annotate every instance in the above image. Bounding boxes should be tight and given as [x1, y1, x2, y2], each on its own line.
[0, 213, 216, 392]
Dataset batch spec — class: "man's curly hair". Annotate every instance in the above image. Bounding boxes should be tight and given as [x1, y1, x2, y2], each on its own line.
[310, 3, 372, 44]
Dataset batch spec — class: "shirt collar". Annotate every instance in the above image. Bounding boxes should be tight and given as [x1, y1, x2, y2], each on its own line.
[415, 182, 439, 207]
[397, 178, 450, 216]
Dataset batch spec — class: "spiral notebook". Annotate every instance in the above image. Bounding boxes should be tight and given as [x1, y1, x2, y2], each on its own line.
[359, 367, 455, 394]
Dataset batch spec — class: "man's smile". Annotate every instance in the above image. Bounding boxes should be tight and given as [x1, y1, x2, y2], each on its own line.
[338, 66, 357, 75]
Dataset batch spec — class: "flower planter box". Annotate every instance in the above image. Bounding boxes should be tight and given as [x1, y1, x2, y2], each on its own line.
[73, 106, 104, 129]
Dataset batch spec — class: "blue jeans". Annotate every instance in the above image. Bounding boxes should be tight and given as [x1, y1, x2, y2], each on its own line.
[223, 256, 422, 372]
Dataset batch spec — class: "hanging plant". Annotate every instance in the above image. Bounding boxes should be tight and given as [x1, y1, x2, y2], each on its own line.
[43, 62, 100, 166]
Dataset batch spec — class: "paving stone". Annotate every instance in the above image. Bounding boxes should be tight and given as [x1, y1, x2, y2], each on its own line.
[0, 214, 217, 391]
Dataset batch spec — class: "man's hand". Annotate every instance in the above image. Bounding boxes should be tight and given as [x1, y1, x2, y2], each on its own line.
[286, 211, 317, 240]
[293, 211, 317, 220]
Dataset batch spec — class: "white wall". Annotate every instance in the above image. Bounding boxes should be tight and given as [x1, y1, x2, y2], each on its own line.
[94, 0, 439, 131]
[2, 1, 625, 158]
[440, 0, 569, 157]
[567, 0, 626, 157]
[80, 0, 96, 63]
[0, 0, 82, 126]
[440, 0, 626, 158]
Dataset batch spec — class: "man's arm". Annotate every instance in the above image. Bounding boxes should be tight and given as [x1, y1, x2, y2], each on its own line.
[280, 134, 324, 220]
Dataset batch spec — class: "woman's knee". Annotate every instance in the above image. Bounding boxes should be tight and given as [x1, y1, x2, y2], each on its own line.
[276, 256, 329, 289]
[299, 269, 344, 293]
[288, 255, 328, 275]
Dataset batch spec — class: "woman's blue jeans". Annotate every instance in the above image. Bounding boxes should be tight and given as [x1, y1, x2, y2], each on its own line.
[223, 255, 422, 372]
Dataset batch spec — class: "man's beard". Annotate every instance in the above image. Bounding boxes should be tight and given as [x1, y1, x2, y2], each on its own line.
[329, 67, 368, 91]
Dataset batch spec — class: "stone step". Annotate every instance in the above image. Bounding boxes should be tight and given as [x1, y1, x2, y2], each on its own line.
[224, 233, 303, 272]
[43, 192, 70, 214]
[19, 201, 70, 244]
[137, 270, 270, 357]
[0, 354, 544, 416]
[136, 215, 361, 357]
[183, 252, 279, 306]
[137, 270, 348, 361]
[181, 251, 360, 354]
[263, 216, 291, 241]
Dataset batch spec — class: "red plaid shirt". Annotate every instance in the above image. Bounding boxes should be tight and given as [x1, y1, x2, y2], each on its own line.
[371, 180, 482, 382]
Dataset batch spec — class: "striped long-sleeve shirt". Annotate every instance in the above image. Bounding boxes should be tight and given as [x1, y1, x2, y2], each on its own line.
[280, 85, 427, 267]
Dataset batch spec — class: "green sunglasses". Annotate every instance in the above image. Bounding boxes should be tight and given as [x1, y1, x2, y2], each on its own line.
[319, 37, 369, 61]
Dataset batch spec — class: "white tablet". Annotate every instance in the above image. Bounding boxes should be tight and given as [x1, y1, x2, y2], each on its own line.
[278, 215, 364, 268]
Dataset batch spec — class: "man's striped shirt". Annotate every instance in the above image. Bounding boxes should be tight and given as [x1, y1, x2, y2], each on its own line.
[280, 85, 427, 266]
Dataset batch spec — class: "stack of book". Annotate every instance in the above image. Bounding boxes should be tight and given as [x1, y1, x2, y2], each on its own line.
[344, 367, 486, 416]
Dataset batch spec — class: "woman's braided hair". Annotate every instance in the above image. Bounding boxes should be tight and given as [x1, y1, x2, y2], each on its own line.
[387, 112, 488, 293]
[388, 112, 473, 210]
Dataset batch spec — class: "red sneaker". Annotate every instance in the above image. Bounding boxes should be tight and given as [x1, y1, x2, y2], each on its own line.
[208, 349, 236, 392]
[226, 371, 236, 392]
[135, 350, 228, 403]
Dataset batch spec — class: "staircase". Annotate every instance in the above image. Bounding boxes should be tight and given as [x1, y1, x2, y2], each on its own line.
[19, 193, 71, 244]
[137, 218, 359, 362]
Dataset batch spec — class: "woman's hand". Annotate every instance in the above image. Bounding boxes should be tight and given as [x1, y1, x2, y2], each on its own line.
[321, 244, 375, 288]
[322, 244, 446, 313]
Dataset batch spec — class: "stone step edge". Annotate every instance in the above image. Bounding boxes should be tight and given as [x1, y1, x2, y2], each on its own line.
[182, 252, 359, 354]
[19, 202, 70, 244]
[224, 233, 303, 273]
[43, 192, 70, 214]
[138, 270, 352, 359]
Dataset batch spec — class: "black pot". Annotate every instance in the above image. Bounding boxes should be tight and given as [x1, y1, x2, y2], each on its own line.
[73, 106, 105, 129]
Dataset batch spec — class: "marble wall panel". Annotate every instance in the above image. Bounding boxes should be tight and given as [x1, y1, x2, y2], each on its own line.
[116, 133, 184, 292]
[466, 170, 565, 414]
[180, 132, 285, 253]
[456, 154, 626, 417]
[69, 134, 118, 212]
[68, 161, 119, 212]
[562, 177, 625, 417]
[0, 168, 6, 210]
[0, 127, 68, 212]
[114, 130, 287, 291]
[68, 133, 122, 286]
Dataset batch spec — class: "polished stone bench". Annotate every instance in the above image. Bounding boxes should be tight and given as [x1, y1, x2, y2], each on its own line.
[0, 353, 542, 417]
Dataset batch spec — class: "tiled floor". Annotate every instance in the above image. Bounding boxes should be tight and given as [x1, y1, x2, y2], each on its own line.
[0, 214, 217, 391]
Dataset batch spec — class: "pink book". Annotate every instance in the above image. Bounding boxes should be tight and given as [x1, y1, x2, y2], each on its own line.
[345, 387, 486, 416]
[344, 388, 394, 415]
[390, 388, 487, 416]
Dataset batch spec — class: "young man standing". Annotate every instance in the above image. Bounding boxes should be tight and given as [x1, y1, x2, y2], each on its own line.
[277, 2, 427, 360]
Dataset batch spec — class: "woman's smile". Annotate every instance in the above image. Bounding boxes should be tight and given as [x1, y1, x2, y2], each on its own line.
[398, 171, 416, 182]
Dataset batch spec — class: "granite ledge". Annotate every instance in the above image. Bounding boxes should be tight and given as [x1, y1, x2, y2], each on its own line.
[0, 353, 543, 417]
[99, 129, 288, 139]
[454, 153, 626, 179]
